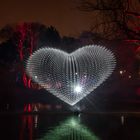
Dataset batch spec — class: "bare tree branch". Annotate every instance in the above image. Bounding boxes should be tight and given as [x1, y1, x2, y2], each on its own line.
[78, 0, 140, 40]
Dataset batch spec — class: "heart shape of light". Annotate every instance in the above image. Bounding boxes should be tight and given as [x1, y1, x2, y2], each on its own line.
[26, 45, 116, 105]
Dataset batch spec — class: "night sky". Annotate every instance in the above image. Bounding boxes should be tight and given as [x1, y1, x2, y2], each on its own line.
[0, 0, 94, 36]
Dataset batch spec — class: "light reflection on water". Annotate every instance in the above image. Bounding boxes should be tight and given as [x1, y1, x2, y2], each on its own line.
[40, 116, 99, 140]
[1, 113, 140, 139]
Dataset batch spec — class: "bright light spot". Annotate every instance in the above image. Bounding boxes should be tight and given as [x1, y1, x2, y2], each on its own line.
[35, 76, 37, 79]
[119, 70, 123, 74]
[129, 75, 131, 78]
[70, 119, 77, 127]
[119, 70, 126, 75]
[75, 72, 78, 75]
[74, 85, 82, 93]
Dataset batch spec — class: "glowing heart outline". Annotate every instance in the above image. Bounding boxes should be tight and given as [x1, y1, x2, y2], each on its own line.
[26, 45, 116, 105]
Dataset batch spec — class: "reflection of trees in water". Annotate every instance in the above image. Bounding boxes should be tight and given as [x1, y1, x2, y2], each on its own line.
[40, 116, 99, 140]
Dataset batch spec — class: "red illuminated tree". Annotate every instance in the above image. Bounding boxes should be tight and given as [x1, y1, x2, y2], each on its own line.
[12, 23, 61, 88]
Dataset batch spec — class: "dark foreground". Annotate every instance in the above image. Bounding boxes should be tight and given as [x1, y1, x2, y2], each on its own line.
[1, 112, 140, 140]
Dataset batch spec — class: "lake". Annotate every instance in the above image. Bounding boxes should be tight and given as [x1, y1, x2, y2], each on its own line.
[0, 113, 140, 140]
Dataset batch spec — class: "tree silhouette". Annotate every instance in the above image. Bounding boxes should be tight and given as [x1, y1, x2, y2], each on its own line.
[78, 0, 140, 77]
[45, 26, 61, 46]
[78, 0, 140, 40]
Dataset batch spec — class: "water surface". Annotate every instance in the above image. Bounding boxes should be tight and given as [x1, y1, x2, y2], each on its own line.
[0, 113, 140, 140]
